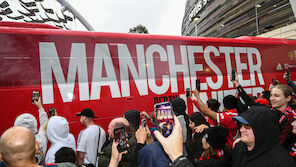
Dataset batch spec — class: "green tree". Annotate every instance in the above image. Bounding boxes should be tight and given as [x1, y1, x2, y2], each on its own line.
[128, 24, 149, 34]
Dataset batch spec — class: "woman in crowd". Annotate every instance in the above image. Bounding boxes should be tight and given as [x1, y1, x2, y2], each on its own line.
[270, 84, 296, 151]
[186, 112, 209, 163]
[194, 126, 231, 167]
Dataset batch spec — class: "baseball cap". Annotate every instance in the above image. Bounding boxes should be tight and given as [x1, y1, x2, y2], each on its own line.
[76, 108, 97, 118]
[232, 116, 249, 124]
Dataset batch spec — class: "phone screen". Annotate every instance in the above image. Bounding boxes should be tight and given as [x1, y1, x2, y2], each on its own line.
[31, 91, 39, 103]
[114, 127, 128, 152]
[154, 102, 174, 137]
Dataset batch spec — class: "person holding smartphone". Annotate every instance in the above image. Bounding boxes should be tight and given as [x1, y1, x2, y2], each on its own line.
[284, 70, 296, 94]
[98, 117, 136, 167]
[191, 89, 239, 147]
[14, 95, 48, 166]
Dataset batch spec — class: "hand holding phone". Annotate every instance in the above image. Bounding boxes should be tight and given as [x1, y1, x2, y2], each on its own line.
[114, 127, 128, 153]
[31, 91, 39, 104]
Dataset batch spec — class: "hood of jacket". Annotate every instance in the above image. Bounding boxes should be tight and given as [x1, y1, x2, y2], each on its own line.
[57, 162, 77, 167]
[47, 116, 70, 144]
[14, 113, 37, 134]
[240, 106, 279, 160]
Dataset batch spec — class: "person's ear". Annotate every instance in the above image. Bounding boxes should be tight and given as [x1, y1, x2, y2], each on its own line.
[0, 152, 3, 161]
[286, 95, 292, 103]
[35, 141, 40, 154]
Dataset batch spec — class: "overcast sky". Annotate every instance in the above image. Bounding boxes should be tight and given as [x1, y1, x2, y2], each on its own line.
[67, 0, 186, 35]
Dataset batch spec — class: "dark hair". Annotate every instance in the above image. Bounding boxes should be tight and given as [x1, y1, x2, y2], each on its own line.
[189, 112, 209, 127]
[250, 96, 258, 101]
[207, 99, 220, 112]
[55, 147, 76, 164]
[124, 110, 140, 132]
[201, 126, 229, 160]
[223, 95, 238, 110]
[261, 90, 270, 100]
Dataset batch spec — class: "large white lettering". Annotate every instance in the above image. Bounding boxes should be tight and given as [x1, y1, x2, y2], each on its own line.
[204, 46, 223, 90]
[168, 45, 190, 93]
[235, 47, 251, 87]
[219, 47, 235, 88]
[118, 44, 148, 97]
[146, 44, 170, 95]
[187, 46, 205, 90]
[39, 42, 266, 104]
[39, 42, 89, 104]
[90, 44, 121, 100]
[247, 47, 264, 85]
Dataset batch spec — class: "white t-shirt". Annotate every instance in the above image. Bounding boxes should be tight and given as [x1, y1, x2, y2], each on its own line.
[77, 125, 106, 165]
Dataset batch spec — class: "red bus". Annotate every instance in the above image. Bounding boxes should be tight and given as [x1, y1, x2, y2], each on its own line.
[0, 21, 295, 138]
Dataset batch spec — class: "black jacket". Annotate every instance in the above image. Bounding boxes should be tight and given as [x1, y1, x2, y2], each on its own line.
[194, 147, 232, 167]
[232, 106, 296, 167]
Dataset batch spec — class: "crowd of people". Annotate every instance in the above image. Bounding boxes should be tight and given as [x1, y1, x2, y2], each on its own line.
[0, 71, 296, 167]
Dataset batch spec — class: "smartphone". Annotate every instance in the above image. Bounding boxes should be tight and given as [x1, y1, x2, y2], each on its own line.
[31, 91, 39, 103]
[287, 68, 290, 78]
[231, 68, 236, 81]
[48, 108, 56, 117]
[272, 78, 275, 85]
[154, 102, 174, 137]
[114, 127, 128, 153]
[186, 88, 190, 97]
[196, 79, 200, 91]
[233, 130, 241, 140]
[141, 119, 147, 127]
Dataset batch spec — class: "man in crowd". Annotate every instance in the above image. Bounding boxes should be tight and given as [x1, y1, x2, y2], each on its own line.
[76, 108, 106, 166]
[0, 127, 41, 167]
[232, 106, 295, 167]
[98, 117, 136, 167]
[13, 97, 48, 165]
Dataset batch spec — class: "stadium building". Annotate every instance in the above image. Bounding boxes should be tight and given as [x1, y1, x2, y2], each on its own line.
[182, 0, 296, 38]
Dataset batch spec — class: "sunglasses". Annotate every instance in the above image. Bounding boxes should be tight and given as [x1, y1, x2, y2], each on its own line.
[241, 123, 251, 129]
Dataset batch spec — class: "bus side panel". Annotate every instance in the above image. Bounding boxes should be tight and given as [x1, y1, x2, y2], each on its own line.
[0, 31, 295, 137]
